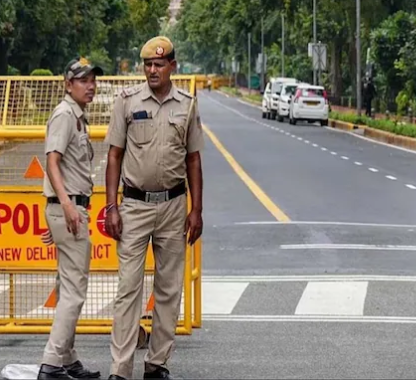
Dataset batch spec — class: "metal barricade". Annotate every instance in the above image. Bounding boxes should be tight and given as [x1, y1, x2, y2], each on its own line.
[0, 75, 202, 337]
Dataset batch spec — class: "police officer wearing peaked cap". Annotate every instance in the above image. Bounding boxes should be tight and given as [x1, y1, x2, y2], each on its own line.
[105, 36, 204, 380]
[37, 57, 103, 380]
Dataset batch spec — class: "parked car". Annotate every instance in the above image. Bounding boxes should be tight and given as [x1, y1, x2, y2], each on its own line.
[276, 82, 299, 122]
[289, 84, 329, 126]
[262, 77, 298, 119]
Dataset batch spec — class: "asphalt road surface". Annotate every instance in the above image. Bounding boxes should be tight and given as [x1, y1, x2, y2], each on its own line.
[1, 89, 416, 379]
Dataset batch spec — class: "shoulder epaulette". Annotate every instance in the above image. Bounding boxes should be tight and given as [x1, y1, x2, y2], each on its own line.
[177, 88, 194, 99]
[121, 85, 143, 98]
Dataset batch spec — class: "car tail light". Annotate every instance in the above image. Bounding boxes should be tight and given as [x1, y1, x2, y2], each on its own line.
[294, 89, 301, 103]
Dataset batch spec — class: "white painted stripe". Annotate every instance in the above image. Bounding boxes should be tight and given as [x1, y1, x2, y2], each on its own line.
[295, 281, 368, 316]
[297, 137, 303, 141]
[354, 161, 363, 166]
[202, 275, 416, 283]
[202, 282, 249, 314]
[321, 147, 327, 151]
[234, 221, 416, 228]
[406, 184, 416, 190]
[368, 168, 378, 172]
[313, 143, 318, 147]
[280, 244, 416, 251]
[324, 125, 416, 155]
[305, 140, 310, 144]
[331, 151, 337, 155]
[202, 315, 416, 324]
[91, 174, 96, 179]
[341, 156, 349, 160]
[386, 175, 397, 180]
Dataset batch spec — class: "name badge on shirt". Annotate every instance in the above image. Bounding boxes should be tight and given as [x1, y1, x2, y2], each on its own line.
[132, 110, 152, 120]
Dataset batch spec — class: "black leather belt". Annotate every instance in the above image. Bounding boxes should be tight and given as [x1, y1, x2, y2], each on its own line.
[47, 195, 90, 208]
[123, 182, 186, 203]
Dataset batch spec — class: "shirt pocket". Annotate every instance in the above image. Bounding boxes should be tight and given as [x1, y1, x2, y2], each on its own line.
[168, 115, 186, 145]
[128, 120, 154, 145]
[78, 133, 90, 162]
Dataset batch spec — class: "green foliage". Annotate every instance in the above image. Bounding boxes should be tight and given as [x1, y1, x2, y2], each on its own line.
[7, 65, 20, 75]
[0, 0, 170, 75]
[330, 111, 416, 138]
[30, 69, 53, 76]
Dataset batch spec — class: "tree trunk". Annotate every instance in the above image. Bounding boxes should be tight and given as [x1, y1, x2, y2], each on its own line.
[0, 38, 10, 75]
[330, 39, 343, 100]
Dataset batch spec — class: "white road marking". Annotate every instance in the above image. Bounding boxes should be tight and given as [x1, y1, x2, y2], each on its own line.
[305, 140, 310, 144]
[295, 281, 368, 316]
[234, 220, 416, 228]
[215, 92, 416, 156]
[91, 174, 96, 179]
[203, 275, 416, 283]
[202, 282, 249, 314]
[325, 125, 416, 155]
[331, 151, 337, 155]
[203, 315, 416, 324]
[406, 184, 416, 190]
[312, 143, 319, 147]
[368, 168, 378, 172]
[354, 161, 363, 166]
[297, 137, 303, 141]
[280, 244, 416, 251]
[341, 156, 349, 160]
[321, 147, 327, 151]
[386, 175, 397, 180]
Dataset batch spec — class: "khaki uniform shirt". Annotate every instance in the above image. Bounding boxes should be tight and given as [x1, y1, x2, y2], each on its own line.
[43, 94, 94, 197]
[105, 82, 204, 191]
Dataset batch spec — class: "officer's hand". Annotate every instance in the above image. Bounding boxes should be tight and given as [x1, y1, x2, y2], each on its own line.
[62, 202, 83, 236]
[41, 230, 54, 246]
[185, 209, 203, 246]
[105, 208, 123, 241]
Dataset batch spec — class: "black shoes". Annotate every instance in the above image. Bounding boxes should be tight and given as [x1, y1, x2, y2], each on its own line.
[37, 364, 72, 380]
[64, 360, 101, 378]
[37, 362, 101, 379]
[107, 376, 126, 380]
[144, 368, 181, 379]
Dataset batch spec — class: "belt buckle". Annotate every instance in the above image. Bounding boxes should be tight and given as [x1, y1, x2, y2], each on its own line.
[145, 191, 167, 203]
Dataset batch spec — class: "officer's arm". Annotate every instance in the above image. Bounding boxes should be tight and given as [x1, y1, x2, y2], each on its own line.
[186, 99, 204, 212]
[106, 146, 124, 207]
[45, 112, 74, 206]
[105, 95, 127, 207]
[186, 152, 203, 212]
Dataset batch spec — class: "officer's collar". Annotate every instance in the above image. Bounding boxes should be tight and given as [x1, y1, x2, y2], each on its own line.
[64, 94, 84, 119]
[142, 82, 183, 103]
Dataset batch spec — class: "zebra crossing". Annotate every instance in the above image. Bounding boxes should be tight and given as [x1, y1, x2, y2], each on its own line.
[2, 275, 416, 322]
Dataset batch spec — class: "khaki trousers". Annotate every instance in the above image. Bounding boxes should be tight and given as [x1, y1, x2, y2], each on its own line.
[110, 194, 187, 379]
[42, 203, 91, 367]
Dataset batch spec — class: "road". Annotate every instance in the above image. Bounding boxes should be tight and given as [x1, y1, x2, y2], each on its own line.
[1, 89, 416, 379]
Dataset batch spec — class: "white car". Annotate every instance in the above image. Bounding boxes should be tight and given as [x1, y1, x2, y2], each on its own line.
[289, 84, 329, 126]
[276, 83, 299, 122]
[262, 77, 298, 119]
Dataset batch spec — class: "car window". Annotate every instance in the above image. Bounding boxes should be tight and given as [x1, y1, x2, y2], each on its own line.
[299, 88, 325, 97]
[282, 85, 298, 96]
[271, 82, 282, 94]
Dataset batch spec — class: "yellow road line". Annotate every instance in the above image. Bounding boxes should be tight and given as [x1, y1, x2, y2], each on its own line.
[202, 124, 291, 222]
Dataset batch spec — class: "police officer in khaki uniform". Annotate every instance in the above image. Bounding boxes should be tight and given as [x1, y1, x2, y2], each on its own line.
[104, 36, 204, 380]
[37, 58, 103, 380]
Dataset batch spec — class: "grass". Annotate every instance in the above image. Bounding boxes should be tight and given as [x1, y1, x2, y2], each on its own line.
[219, 86, 262, 104]
[330, 111, 416, 138]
